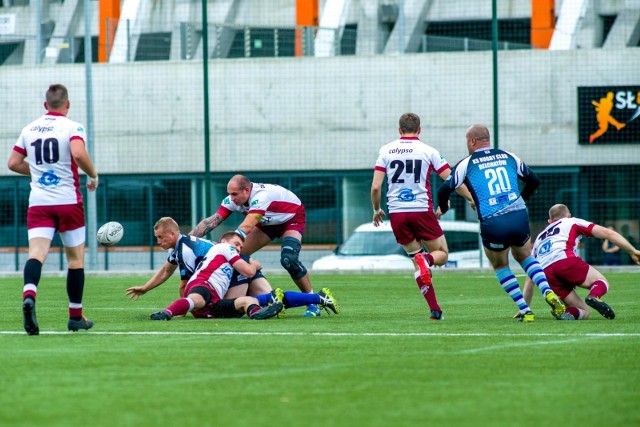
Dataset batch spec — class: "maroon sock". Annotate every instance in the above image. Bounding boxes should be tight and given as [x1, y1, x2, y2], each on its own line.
[416, 277, 441, 311]
[166, 298, 192, 317]
[589, 280, 609, 299]
[424, 253, 435, 267]
[566, 306, 580, 319]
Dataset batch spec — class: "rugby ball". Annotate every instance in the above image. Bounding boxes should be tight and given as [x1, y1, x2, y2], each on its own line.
[97, 221, 124, 246]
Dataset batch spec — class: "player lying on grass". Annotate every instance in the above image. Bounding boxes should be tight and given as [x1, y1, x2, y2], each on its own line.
[148, 230, 282, 320]
[126, 217, 339, 318]
[517, 204, 640, 320]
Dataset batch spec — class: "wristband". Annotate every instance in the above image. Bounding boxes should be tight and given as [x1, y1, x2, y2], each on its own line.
[89, 175, 99, 184]
[235, 228, 247, 239]
[373, 208, 384, 215]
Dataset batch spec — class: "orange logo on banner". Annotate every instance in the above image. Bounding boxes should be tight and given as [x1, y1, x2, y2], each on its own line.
[588, 92, 626, 144]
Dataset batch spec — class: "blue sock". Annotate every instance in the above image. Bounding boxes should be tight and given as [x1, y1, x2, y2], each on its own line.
[254, 293, 272, 306]
[521, 256, 551, 295]
[283, 291, 319, 308]
[496, 267, 529, 312]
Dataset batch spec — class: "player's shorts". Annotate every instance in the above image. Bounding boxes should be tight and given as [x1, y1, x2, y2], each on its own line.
[184, 280, 223, 319]
[27, 203, 86, 247]
[257, 204, 306, 240]
[480, 209, 530, 251]
[543, 257, 590, 300]
[229, 254, 265, 288]
[388, 211, 443, 245]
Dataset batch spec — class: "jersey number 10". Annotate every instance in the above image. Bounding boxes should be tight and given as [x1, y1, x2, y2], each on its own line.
[31, 138, 60, 165]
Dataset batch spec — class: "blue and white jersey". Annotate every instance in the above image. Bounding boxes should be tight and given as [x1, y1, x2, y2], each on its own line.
[446, 148, 529, 221]
[167, 234, 214, 280]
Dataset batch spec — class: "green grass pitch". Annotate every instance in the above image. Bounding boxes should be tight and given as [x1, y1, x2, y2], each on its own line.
[0, 271, 638, 427]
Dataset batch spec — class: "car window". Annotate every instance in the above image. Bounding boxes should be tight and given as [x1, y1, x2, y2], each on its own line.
[338, 231, 403, 256]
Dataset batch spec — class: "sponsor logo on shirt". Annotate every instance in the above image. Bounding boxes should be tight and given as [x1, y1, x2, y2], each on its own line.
[538, 240, 552, 256]
[396, 188, 416, 202]
[38, 170, 60, 187]
[389, 148, 413, 155]
[30, 125, 54, 133]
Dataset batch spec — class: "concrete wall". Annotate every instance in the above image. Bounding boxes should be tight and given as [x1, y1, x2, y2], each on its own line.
[1, 47, 639, 178]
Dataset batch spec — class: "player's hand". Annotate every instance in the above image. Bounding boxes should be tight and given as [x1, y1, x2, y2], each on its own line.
[86, 175, 99, 192]
[435, 207, 444, 219]
[468, 200, 476, 211]
[125, 286, 146, 300]
[373, 209, 385, 226]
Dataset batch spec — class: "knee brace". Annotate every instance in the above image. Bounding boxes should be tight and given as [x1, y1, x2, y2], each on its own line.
[280, 236, 307, 281]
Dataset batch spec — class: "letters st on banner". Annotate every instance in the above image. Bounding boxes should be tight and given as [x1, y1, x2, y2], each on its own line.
[578, 86, 640, 145]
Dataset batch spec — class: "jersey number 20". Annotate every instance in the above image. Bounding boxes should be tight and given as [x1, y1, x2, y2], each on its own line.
[485, 167, 511, 195]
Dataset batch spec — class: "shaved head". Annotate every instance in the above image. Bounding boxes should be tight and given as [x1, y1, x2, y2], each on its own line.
[466, 124, 490, 142]
[549, 204, 571, 221]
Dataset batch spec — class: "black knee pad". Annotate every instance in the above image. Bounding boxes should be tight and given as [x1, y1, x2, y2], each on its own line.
[189, 286, 212, 305]
[280, 237, 307, 281]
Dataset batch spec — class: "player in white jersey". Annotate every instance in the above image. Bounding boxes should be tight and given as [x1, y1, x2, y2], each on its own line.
[149, 231, 283, 321]
[7, 84, 99, 335]
[371, 112, 473, 320]
[526, 204, 640, 320]
[191, 175, 322, 317]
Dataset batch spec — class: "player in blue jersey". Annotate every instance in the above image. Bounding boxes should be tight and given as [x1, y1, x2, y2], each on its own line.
[125, 217, 339, 317]
[436, 124, 565, 322]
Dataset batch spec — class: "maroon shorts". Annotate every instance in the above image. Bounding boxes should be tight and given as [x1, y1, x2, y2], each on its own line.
[543, 257, 590, 300]
[389, 211, 444, 245]
[27, 203, 85, 232]
[184, 280, 222, 319]
[257, 205, 306, 240]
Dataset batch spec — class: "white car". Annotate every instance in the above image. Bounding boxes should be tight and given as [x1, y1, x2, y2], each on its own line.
[312, 220, 490, 271]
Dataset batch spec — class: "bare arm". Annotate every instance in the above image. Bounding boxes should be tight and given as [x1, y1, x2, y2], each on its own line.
[591, 225, 640, 265]
[70, 138, 99, 191]
[125, 261, 178, 300]
[371, 170, 386, 226]
[7, 151, 30, 176]
[237, 214, 260, 236]
[190, 212, 226, 237]
[231, 257, 257, 279]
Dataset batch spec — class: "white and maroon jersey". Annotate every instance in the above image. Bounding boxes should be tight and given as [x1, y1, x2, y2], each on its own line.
[216, 183, 302, 226]
[188, 242, 242, 298]
[374, 136, 449, 213]
[532, 217, 596, 269]
[13, 112, 87, 207]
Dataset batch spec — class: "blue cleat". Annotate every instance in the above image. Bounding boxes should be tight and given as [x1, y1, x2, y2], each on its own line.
[303, 304, 321, 317]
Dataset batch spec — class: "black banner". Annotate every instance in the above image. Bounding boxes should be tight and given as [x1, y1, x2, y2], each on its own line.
[578, 86, 640, 145]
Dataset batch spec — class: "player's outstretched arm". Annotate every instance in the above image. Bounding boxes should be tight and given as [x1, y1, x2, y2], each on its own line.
[126, 261, 177, 300]
[190, 212, 225, 237]
[592, 225, 640, 265]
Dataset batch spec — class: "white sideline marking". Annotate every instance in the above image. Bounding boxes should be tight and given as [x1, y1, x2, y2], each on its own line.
[458, 337, 587, 354]
[0, 331, 639, 337]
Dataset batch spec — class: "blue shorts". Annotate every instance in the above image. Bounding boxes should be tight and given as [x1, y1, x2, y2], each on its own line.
[229, 254, 265, 288]
[480, 209, 531, 251]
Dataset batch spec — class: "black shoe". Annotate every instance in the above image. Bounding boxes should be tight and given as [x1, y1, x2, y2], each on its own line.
[249, 302, 283, 320]
[68, 316, 94, 332]
[585, 296, 615, 319]
[23, 298, 39, 336]
[430, 310, 444, 320]
[150, 310, 172, 321]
